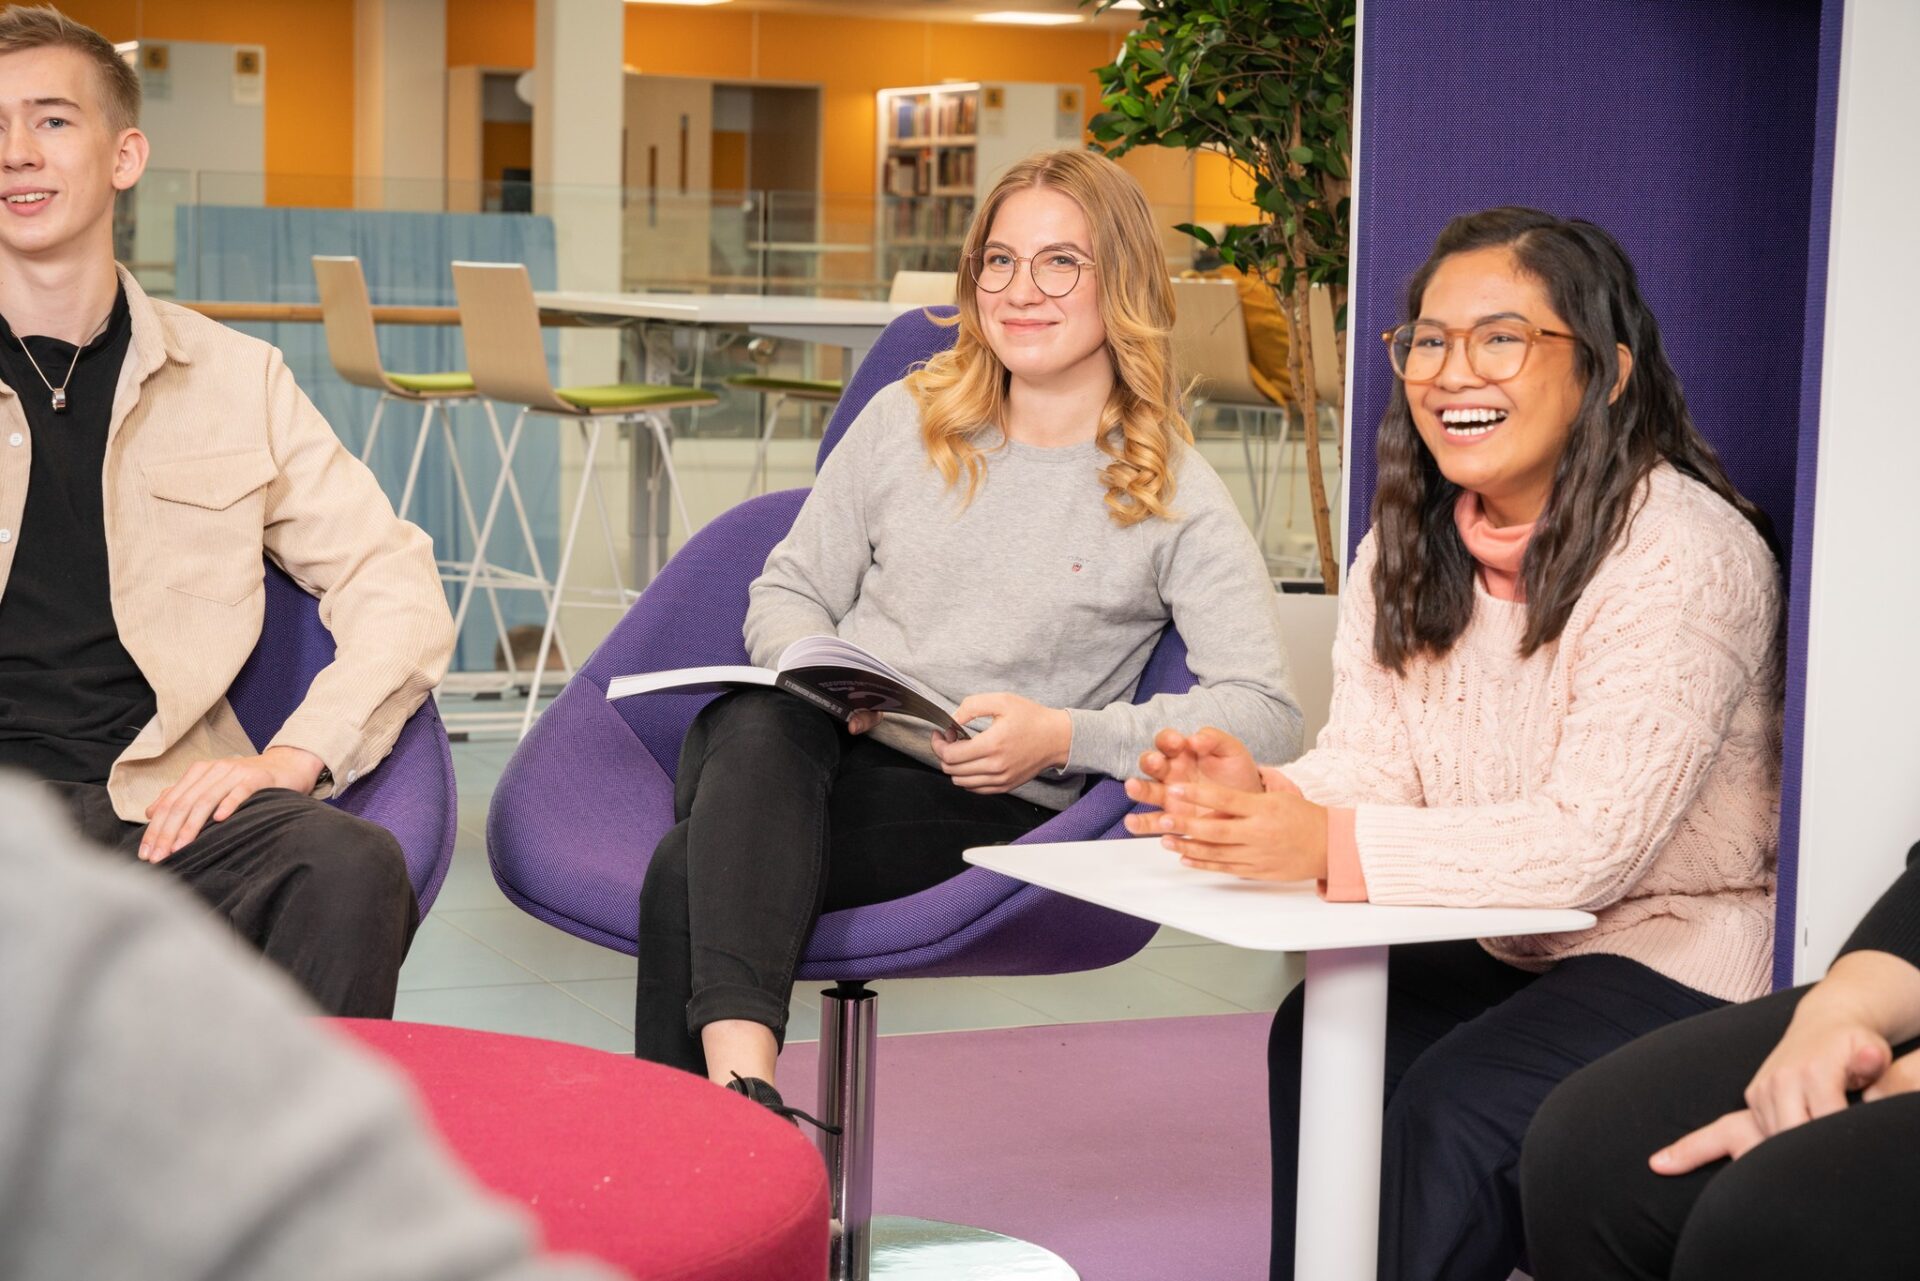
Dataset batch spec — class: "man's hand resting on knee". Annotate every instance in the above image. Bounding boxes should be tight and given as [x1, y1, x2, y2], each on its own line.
[140, 746, 327, 862]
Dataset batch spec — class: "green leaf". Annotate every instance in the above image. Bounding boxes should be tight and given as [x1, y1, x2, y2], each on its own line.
[1175, 221, 1218, 249]
[1288, 144, 1314, 165]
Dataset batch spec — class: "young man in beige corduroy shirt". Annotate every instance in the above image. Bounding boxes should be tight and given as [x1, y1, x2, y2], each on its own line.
[0, 8, 454, 1016]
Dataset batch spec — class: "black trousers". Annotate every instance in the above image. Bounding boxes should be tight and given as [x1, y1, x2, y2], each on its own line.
[634, 688, 1053, 1075]
[1266, 940, 1723, 1281]
[1522, 983, 1920, 1280]
[50, 781, 418, 1018]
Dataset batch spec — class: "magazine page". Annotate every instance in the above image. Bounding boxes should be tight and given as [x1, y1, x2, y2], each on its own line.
[605, 666, 775, 701]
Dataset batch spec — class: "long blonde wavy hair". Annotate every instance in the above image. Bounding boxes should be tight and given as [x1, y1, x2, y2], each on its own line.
[904, 148, 1190, 526]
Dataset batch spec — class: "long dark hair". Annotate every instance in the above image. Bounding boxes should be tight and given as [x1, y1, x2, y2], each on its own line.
[1370, 207, 1772, 672]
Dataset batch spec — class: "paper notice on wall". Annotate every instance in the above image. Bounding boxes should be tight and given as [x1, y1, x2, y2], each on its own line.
[138, 43, 171, 102]
[232, 46, 264, 106]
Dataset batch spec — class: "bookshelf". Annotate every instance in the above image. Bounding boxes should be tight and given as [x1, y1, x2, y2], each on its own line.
[875, 81, 1086, 277]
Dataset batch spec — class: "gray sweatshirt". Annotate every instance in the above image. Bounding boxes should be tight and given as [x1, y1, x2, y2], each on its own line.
[746, 380, 1304, 808]
[0, 778, 617, 1281]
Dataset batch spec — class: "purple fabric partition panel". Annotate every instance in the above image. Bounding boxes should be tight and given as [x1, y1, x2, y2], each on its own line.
[1775, 0, 1846, 987]
[1351, 0, 1838, 986]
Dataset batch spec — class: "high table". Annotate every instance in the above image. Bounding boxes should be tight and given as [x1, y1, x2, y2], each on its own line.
[534, 291, 922, 577]
[963, 837, 1594, 1281]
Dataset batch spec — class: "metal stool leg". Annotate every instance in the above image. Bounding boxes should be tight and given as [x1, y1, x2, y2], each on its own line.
[437, 404, 517, 678]
[486, 403, 573, 678]
[645, 414, 695, 545]
[358, 392, 391, 465]
[394, 398, 437, 522]
[745, 391, 788, 500]
[586, 423, 629, 603]
[518, 416, 603, 740]
[815, 983, 1077, 1281]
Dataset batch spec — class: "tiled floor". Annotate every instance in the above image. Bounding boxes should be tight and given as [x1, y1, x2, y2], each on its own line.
[396, 741, 1305, 1052]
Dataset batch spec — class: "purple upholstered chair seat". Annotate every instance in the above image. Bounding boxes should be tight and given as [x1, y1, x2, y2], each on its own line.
[226, 562, 458, 913]
[485, 488, 1183, 979]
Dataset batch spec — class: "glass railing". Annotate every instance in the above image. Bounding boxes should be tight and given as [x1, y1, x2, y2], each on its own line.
[121, 168, 1340, 593]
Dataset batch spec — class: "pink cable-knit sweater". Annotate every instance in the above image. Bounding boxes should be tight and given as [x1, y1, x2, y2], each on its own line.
[1273, 466, 1784, 1002]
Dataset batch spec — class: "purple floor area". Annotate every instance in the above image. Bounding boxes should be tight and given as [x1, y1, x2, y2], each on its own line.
[776, 1011, 1272, 1281]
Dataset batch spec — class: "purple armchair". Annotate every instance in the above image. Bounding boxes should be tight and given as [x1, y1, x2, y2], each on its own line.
[488, 307, 1186, 1278]
[227, 562, 459, 913]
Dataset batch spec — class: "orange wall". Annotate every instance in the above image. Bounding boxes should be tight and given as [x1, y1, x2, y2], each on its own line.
[446, 1, 1124, 199]
[1195, 149, 1262, 225]
[59, 1, 1129, 207]
[62, 0, 357, 207]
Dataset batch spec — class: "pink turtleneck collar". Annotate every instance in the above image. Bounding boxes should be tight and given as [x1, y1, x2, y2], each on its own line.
[1453, 491, 1535, 603]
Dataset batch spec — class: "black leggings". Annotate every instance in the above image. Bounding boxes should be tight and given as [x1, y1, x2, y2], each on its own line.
[633, 688, 1053, 1074]
[1522, 983, 1920, 1280]
[1267, 940, 1723, 1281]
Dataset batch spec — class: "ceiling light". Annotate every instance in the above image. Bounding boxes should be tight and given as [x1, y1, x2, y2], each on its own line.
[626, 0, 732, 7]
[1109, 1, 1145, 8]
[973, 11, 1085, 24]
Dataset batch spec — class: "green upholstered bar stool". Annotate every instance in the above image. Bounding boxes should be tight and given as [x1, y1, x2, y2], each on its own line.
[314, 255, 554, 700]
[726, 351, 844, 499]
[724, 269, 957, 500]
[450, 261, 720, 737]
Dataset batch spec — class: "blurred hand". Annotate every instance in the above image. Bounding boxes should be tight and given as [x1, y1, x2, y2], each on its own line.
[931, 693, 1070, 794]
[141, 746, 326, 863]
[1133, 726, 1263, 795]
[847, 710, 882, 736]
[1121, 779, 1328, 881]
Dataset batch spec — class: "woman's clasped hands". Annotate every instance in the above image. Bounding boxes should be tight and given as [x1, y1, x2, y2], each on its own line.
[1122, 727, 1329, 882]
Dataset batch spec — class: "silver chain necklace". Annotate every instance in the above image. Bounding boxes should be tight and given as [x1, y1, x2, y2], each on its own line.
[16, 312, 109, 414]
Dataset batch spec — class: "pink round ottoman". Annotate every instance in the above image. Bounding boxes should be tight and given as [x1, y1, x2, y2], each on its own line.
[336, 1020, 828, 1280]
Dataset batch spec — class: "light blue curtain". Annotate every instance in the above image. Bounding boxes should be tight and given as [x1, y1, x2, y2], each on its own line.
[177, 206, 560, 672]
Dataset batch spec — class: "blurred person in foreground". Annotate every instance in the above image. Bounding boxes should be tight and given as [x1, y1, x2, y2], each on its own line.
[0, 775, 616, 1281]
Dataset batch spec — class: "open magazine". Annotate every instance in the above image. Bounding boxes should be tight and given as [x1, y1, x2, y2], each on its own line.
[605, 635, 968, 737]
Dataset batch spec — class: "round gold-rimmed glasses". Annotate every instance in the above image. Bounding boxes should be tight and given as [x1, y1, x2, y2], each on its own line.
[1382, 320, 1576, 383]
[967, 247, 1095, 299]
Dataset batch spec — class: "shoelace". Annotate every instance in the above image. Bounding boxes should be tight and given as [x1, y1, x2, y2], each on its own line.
[729, 1071, 844, 1135]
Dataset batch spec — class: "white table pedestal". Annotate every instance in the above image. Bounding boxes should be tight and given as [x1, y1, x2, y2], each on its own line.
[1297, 946, 1391, 1281]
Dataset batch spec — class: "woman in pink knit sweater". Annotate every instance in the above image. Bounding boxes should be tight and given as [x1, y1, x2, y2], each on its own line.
[1125, 208, 1783, 1281]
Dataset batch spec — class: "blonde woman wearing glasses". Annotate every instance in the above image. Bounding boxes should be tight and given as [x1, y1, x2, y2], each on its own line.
[632, 149, 1304, 1121]
[1125, 207, 1783, 1280]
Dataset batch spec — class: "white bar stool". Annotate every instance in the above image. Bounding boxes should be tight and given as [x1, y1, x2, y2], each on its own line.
[450, 261, 718, 737]
[313, 255, 559, 699]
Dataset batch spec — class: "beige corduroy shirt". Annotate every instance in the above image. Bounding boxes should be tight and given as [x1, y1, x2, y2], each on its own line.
[0, 268, 453, 821]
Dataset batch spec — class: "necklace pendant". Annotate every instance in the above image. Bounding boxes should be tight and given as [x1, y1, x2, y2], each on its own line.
[50, 387, 66, 413]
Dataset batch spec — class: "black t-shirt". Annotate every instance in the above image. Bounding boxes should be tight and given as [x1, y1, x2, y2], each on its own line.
[0, 287, 155, 784]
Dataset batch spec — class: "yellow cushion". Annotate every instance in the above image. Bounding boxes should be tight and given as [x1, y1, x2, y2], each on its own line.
[1231, 268, 1295, 406]
[1184, 266, 1294, 405]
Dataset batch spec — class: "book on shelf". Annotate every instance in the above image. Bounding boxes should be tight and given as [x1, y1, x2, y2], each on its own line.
[883, 152, 928, 197]
[935, 91, 978, 137]
[892, 97, 932, 141]
[606, 634, 969, 737]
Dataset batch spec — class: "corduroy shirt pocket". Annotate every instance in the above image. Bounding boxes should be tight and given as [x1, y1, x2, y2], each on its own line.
[142, 449, 277, 606]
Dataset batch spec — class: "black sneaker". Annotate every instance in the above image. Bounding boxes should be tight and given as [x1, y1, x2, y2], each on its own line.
[727, 1071, 843, 1135]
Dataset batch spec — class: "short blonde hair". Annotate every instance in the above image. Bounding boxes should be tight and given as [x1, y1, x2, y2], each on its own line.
[905, 148, 1190, 526]
[0, 5, 141, 131]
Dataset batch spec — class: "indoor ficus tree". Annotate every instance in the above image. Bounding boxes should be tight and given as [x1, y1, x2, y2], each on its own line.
[1088, 0, 1355, 590]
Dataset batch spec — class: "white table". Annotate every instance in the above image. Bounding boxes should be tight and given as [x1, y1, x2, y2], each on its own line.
[964, 837, 1594, 1281]
[536, 291, 923, 575]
